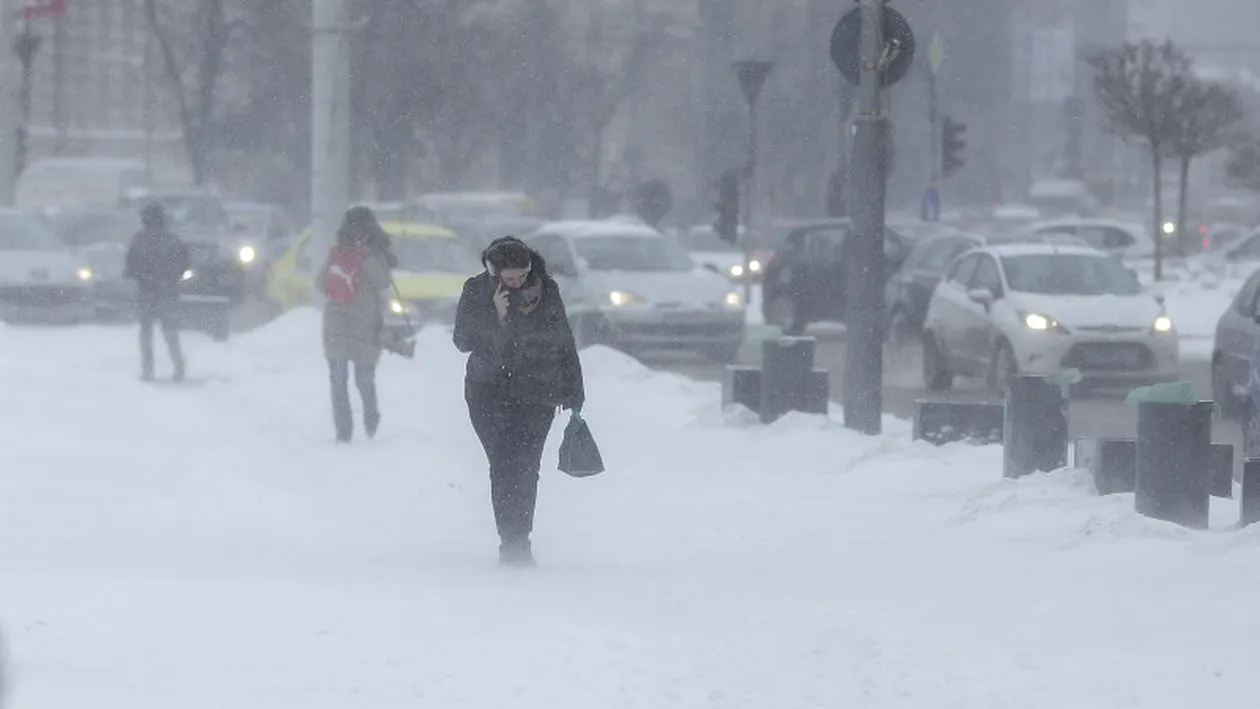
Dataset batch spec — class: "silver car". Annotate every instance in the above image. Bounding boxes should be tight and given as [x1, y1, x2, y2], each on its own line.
[0, 209, 96, 324]
[1210, 268, 1260, 418]
[525, 220, 746, 362]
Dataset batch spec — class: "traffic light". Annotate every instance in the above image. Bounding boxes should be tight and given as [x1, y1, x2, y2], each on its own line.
[941, 115, 967, 178]
[715, 169, 740, 243]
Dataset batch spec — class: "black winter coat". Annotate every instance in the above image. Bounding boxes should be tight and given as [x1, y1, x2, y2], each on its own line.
[124, 230, 190, 306]
[453, 254, 585, 409]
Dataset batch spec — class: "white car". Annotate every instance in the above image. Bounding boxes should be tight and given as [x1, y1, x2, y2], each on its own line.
[921, 243, 1178, 391]
[681, 224, 757, 281]
[0, 208, 96, 324]
[524, 220, 746, 362]
[1028, 218, 1156, 260]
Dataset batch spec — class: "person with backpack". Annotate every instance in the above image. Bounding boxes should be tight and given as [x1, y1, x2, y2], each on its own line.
[315, 207, 394, 442]
[453, 236, 585, 568]
[124, 203, 190, 382]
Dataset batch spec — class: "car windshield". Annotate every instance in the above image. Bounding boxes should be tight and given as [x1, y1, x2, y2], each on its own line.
[53, 211, 141, 247]
[574, 234, 696, 272]
[0, 213, 63, 250]
[390, 236, 481, 274]
[1002, 253, 1142, 296]
[683, 227, 740, 252]
[125, 195, 228, 228]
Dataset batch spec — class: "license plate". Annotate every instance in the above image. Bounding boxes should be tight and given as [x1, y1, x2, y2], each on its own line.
[1085, 349, 1140, 366]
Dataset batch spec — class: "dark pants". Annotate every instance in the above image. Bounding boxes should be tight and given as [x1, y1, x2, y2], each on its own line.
[138, 300, 183, 378]
[329, 359, 378, 439]
[465, 382, 557, 544]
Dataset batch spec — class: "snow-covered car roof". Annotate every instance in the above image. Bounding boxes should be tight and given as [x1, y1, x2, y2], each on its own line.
[1031, 217, 1146, 231]
[534, 220, 663, 239]
[975, 242, 1109, 259]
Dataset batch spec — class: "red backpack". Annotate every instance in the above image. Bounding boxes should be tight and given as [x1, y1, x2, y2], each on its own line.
[324, 245, 367, 303]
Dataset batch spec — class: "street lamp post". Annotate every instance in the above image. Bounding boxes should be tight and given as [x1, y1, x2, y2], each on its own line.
[732, 59, 774, 304]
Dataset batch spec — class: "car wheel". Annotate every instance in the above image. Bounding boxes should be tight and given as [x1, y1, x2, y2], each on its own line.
[922, 331, 954, 392]
[1212, 354, 1241, 419]
[1243, 399, 1260, 458]
[986, 340, 1018, 392]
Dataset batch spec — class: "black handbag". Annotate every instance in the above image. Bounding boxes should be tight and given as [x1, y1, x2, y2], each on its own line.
[558, 411, 604, 477]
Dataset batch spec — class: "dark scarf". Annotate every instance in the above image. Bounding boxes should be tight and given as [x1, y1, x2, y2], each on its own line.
[513, 277, 543, 315]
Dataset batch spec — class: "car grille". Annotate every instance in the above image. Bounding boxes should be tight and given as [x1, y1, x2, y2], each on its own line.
[1061, 342, 1154, 371]
[1073, 325, 1147, 335]
[0, 285, 90, 307]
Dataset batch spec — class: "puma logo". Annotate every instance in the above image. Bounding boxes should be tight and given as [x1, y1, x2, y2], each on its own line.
[329, 264, 356, 292]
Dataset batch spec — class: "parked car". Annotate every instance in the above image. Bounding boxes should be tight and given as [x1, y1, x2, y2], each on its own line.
[1028, 218, 1155, 260]
[267, 220, 475, 333]
[884, 231, 984, 345]
[681, 224, 751, 282]
[1192, 227, 1260, 278]
[921, 243, 1178, 391]
[524, 219, 745, 362]
[1210, 268, 1260, 418]
[0, 208, 97, 324]
[120, 188, 241, 339]
[760, 219, 915, 335]
[50, 207, 142, 320]
[225, 201, 298, 261]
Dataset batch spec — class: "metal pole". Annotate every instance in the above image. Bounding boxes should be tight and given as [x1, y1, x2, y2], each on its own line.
[51, 8, 62, 154]
[742, 97, 756, 304]
[0, 0, 18, 205]
[311, 0, 351, 265]
[14, 14, 37, 177]
[841, 0, 888, 435]
[927, 70, 939, 184]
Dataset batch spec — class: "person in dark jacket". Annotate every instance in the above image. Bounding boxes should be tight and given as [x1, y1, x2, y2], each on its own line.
[124, 203, 190, 381]
[453, 236, 585, 568]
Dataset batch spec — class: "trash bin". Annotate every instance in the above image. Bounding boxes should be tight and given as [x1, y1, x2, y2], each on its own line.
[1135, 399, 1213, 529]
[760, 336, 816, 424]
[1003, 374, 1068, 479]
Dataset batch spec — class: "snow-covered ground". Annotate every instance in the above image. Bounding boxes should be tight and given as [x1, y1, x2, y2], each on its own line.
[4, 313, 1260, 707]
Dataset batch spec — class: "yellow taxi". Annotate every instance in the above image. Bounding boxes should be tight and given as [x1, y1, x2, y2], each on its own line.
[267, 221, 482, 326]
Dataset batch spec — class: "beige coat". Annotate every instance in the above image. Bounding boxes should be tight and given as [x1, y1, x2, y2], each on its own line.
[314, 247, 391, 365]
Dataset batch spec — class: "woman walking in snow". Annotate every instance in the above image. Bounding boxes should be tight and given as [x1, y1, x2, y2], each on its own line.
[453, 236, 585, 567]
[316, 206, 394, 442]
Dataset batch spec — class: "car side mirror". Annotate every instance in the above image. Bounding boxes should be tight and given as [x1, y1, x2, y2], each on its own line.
[967, 288, 995, 308]
[703, 263, 720, 274]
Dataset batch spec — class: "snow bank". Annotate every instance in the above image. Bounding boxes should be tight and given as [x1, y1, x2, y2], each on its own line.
[5, 316, 1260, 707]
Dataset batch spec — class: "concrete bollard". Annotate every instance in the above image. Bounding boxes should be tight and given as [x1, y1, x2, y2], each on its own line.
[1208, 443, 1234, 499]
[1003, 375, 1068, 479]
[760, 336, 817, 424]
[1074, 437, 1137, 495]
[1135, 401, 1213, 529]
[1241, 459, 1260, 528]
[722, 365, 762, 413]
[912, 401, 1004, 446]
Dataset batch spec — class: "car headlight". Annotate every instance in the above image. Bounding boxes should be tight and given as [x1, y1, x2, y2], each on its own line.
[1161, 221, 1176, 236]
[748, 259, 762, 273]
[1153, 315, 1173, 333]
[606, 290, 643, 307]
[75, 266, 93, 281]
[723, 291, 744, 308]
[237, 245, 257, 264]
[182, 269, 194, 281]
[1022, 312, 1064, 332]
[729, 264, 745, 278]
[388, 298, 411, 315]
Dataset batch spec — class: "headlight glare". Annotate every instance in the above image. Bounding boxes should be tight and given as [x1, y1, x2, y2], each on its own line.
[182, 269, 194, 281]
[75, 266, 93, 281]
[724, 291, 743, 308]
[748, 259, 762, 273]
[729, 264, 745, 278]
[238, 245, 257, 264]
[607, 290, 642, 307]
[1024, 312, 1054, 331]
[1153, 315, 1173, 333]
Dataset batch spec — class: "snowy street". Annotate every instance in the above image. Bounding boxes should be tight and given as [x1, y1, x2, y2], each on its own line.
[4, 312, 1260, 708]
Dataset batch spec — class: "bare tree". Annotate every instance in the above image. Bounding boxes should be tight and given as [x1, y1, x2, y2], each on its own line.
[143, 0, 240, 185]
[1088, 39, 1192, 280]
[1168, 79, 1245, 254]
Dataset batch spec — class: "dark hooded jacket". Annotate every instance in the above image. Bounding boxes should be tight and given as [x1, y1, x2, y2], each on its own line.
[124, 227, 190, 307]
[453, 247, 584, 409]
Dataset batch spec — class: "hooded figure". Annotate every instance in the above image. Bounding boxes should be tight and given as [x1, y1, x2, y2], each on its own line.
[453, 236, 585, 567]
[124, 203, 190, 381]
[314, 206, 394, 442]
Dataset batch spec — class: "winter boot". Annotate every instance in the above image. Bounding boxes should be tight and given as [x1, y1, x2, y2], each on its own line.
[499, 538, 536, 568]
[364, 409, 380, 439]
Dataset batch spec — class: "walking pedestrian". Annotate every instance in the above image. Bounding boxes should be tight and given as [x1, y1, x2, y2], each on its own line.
[315, 206, 394, 442]
[124, 203, 190, 381]
[453, 236, 585, 567]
